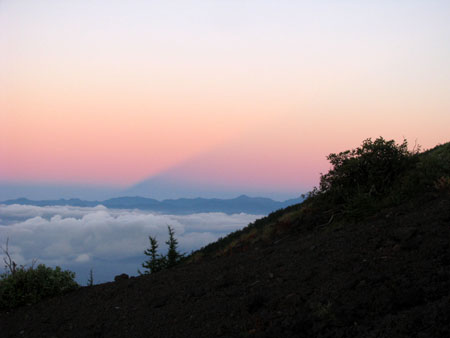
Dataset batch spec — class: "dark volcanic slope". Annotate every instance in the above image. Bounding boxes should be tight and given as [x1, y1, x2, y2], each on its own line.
[1, 195, 449, 338]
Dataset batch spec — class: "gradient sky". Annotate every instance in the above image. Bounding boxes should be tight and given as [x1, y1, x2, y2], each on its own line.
[1, 0, 449, 198]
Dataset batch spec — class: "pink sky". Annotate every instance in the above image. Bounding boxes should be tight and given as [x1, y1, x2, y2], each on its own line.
[1, 1, 449, 197]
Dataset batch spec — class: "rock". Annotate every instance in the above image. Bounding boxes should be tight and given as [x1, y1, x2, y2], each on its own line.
[114, 273, 129, 282]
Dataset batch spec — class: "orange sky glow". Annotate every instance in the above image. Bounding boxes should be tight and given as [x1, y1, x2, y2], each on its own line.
[1, 1, 449, 198]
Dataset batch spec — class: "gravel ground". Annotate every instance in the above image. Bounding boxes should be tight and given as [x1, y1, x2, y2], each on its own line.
[1, 195, 449, 338]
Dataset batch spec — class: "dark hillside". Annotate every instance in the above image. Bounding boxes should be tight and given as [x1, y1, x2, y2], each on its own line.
[1, 138, 449, 338]
[191, 139, 450, 258]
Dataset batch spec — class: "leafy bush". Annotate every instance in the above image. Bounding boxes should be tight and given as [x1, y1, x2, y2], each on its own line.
[319, 137, 416, 203]
[310, 137, 450, 219]
[0, 264, 79, 309]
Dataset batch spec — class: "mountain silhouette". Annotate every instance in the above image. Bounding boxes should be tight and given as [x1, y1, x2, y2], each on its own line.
[1, 195, 304, 215]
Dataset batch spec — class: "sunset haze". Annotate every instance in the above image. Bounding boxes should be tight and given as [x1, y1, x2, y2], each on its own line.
[1, 0, 449, 199]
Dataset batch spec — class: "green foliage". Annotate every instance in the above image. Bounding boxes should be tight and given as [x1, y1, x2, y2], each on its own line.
[139, 236, 166, 275]
[319, 137, 416, 203]
[165, 226, 184, 268]
[309, 137, 450, 220]
[139, 226, 184, 275]
[399, 142, 450, 196]
[0, 264, 79, 309]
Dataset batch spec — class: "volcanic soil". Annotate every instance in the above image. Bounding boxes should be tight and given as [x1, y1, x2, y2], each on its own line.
[1, 195, 449, 338]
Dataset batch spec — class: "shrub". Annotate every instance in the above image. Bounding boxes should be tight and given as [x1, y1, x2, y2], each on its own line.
[0, 264, 79, 309]
[400, 142, 450, 196]
[319, 137, 416, 204]
[310, 137, 450, 219]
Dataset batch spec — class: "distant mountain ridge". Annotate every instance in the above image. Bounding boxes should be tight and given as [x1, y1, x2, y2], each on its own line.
[0, 195, 304, 215]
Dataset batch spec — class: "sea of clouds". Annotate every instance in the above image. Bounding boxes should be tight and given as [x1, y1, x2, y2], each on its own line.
[0, 204, 261, 283]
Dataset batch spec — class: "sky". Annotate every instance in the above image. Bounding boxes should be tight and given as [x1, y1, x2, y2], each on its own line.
[1, 0, 449, 200]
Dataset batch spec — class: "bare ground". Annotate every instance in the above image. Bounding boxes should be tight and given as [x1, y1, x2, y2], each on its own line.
[1, 195, 449, 338]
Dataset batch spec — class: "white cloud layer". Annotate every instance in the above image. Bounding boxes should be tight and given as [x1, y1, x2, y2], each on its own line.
[0, 204, 261, 282]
